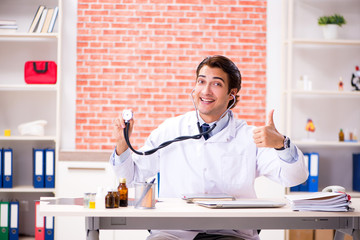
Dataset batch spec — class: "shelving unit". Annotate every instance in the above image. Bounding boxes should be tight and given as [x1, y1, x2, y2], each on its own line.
[0, 0, 61, 239]
[282, 0, 360, 193]
[283, 1, 360, 240]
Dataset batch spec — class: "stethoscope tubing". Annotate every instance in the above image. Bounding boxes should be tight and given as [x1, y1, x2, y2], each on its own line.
[123, 92, 235, 155]
[123, 121, 216, 155]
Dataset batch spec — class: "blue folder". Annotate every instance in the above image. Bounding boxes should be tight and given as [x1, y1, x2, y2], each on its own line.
[308, 152, 319, 192]
[45, 149, 55, 188]
[33, 149, 45, 188]
[45, 216, 54, 240]
[3, 149, 13, 188]
[299, 153, 310, 192]
[353, 153, 360, 192]
[0, 149, 3, 188]
[9, 201, 19, 240]
[290, 185, 299, 192]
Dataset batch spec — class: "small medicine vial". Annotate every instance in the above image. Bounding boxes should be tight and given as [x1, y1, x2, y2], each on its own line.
[105, 189, 115, 209]
[112, 190, 120, 208]
[89, 193, 96, 209]
[339, 128, 345, 142]
[118, 178, 128, 207]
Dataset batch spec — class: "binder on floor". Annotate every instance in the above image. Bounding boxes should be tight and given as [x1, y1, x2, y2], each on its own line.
[35, 201, 44, 240]
[299, 153, 310, 192]
[45, 149, 55, 188]
[9, 201, 19, 240]
[0, 201, 9, 240]
[0, 149, 3, 188]
[33, 149, 44, 188]
[3, 149, 13, 188]
[44, 217, 54, 240]
[308, 152, 319, 192]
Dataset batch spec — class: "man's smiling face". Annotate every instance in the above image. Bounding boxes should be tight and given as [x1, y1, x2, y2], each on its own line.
[193, 65, 236, 123]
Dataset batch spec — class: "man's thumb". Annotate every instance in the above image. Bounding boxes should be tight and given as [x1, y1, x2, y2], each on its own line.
[267, 109, 275, 126]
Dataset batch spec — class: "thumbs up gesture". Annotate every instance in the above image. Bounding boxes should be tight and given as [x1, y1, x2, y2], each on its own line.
[252, 109, 285, 149]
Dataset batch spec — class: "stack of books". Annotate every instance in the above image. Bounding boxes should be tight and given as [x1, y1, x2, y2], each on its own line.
[28, 5, 59, 33]
[0, 20, 17, 33]
[285, 192, 352, 212]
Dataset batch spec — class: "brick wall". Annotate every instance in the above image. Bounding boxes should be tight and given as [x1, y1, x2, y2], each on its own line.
[76, 0, 267, 150]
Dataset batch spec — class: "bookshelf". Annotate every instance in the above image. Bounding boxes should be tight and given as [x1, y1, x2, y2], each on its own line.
[0, 0, 61, 239]
[282, 0, 360, 192]
[282, 0, 360, 239]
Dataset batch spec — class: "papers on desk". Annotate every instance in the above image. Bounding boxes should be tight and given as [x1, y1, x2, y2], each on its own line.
[285, 192, 353, 212]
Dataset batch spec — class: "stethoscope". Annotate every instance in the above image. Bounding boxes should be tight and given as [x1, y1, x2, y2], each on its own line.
[123, 90, 236, 155]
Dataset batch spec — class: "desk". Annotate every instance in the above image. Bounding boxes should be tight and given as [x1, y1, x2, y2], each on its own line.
[40, 198, 360, 240]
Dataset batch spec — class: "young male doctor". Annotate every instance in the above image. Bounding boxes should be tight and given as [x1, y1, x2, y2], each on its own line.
[110, 55, 308, 240]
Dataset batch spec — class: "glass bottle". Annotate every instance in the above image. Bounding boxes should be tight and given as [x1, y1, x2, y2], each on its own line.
[89, 193, 96, 209]
[339, 128, 344, 141]
[112, 190, 120, 208]
[105, 190, 114, 209]
[118, 178, 128, 207]
[83, 193, 91, 208]
[95, 187, 105, 210]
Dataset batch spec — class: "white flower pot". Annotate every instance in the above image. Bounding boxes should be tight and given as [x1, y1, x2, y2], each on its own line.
[321, 24, 339, 39]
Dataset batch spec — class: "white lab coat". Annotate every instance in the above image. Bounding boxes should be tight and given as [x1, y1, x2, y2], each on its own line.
[110, 111, 308, 240]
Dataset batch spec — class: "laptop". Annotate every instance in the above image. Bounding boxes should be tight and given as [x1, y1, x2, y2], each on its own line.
[195, 199, 286, 209]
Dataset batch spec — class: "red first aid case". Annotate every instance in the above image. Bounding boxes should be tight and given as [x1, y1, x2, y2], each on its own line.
[24, 61, 57, 84]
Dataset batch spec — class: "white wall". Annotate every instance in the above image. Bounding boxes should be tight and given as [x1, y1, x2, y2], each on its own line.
[266, 0, 283, 131]
[60, 0, 77, 149]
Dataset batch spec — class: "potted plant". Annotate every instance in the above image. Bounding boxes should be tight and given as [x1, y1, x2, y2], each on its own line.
[318, 14, 346, 39]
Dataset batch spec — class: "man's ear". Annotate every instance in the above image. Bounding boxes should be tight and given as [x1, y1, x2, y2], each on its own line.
[230, 88, 238, 97]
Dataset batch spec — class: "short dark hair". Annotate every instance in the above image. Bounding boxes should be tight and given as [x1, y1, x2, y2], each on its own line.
[196, 55, 241, 108]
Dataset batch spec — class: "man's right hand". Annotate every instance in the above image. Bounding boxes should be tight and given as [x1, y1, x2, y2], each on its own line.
[113, 111, 134, 155]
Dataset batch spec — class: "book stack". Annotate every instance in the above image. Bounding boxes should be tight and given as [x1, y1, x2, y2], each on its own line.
[28, 5, 59, 33]
[285, 191, 352, 212]
[0, 20, 18, 33]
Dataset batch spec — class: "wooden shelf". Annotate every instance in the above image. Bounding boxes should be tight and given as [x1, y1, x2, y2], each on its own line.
[0, 84, 58, 91]
[0, 136, 56, 141]
[285, 38, 360, 45]
[0, 185, 55, 193]
[287, 90, 360, 97]
[293, 140, 360, 147]
[0, 32, 58, 39]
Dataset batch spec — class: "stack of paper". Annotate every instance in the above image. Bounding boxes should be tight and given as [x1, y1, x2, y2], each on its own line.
[285, 192, 352, 212]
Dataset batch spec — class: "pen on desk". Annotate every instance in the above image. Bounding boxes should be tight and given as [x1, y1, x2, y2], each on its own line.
[135, 178, 156, 208]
